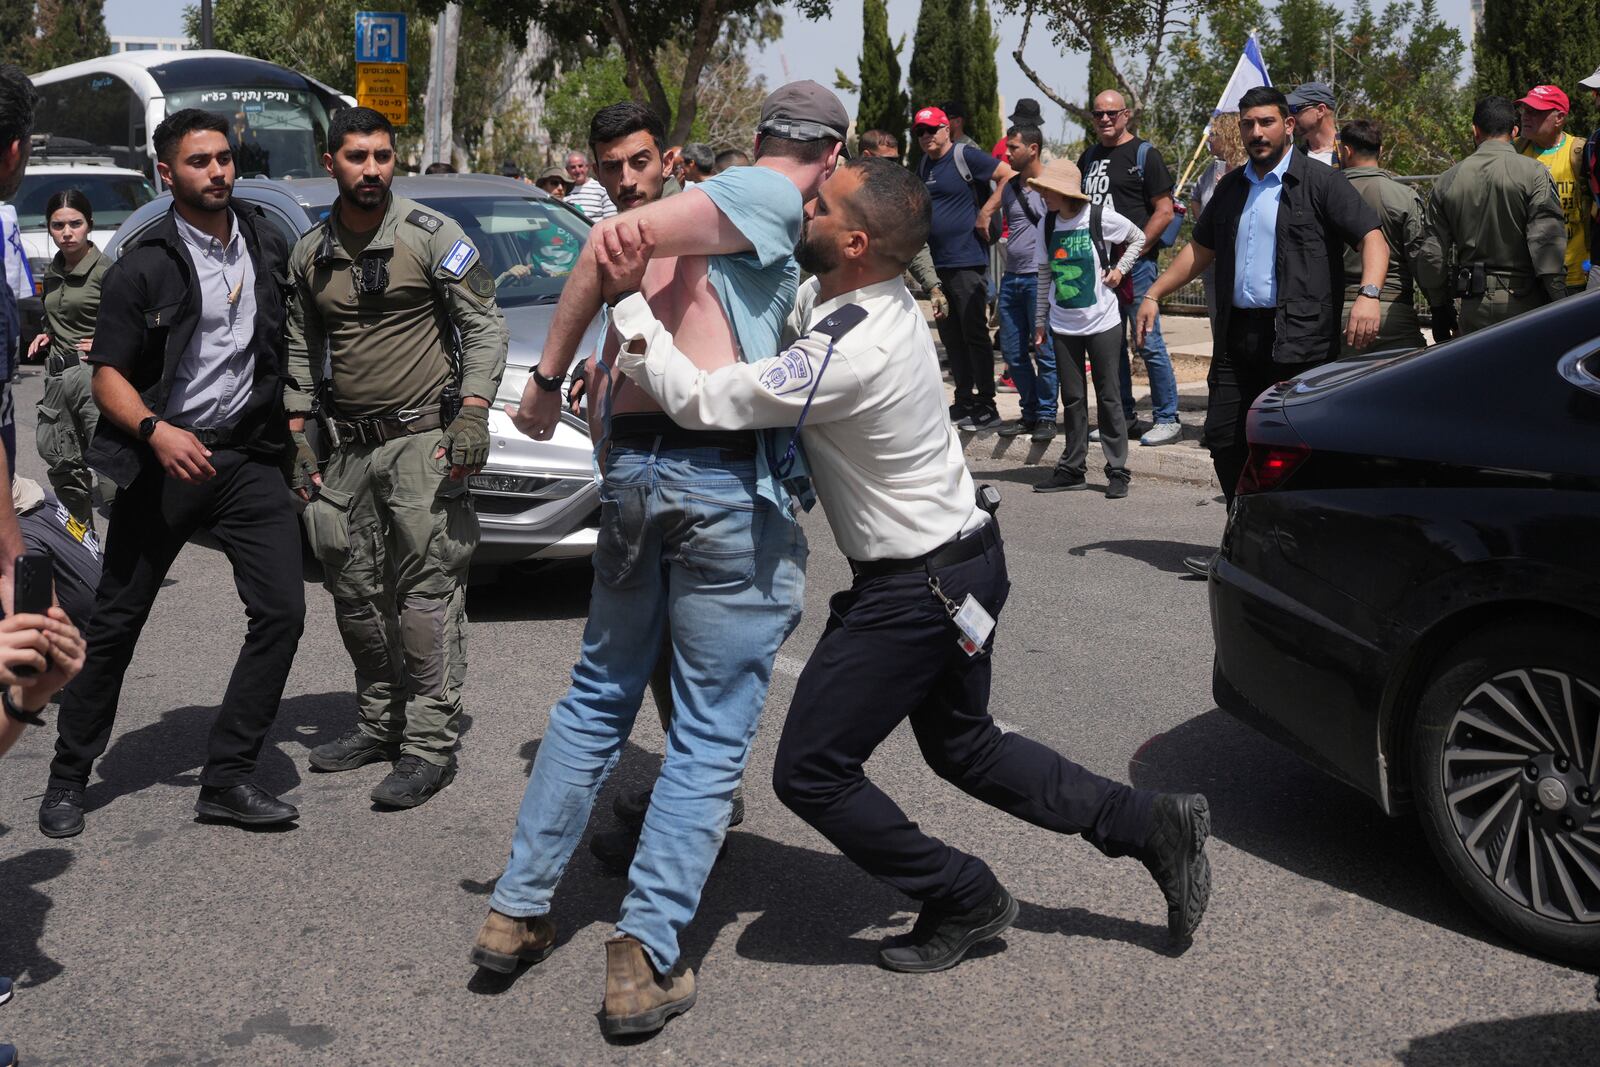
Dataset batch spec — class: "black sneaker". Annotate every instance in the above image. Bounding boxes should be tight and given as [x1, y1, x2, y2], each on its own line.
[995, 419, 1037, 438]
[308, 728, 400, 772]
[1105, 474, 1130, 500]
[957, 408, 1002, 432]
[877, 886, 1019, 973]
[370, 754, 456, 809]
[1033, 471, 1087, 493]
[39, 786, 85, 839]
[1182, 553, 1215, 578]
[1030, 421, 1058, 443]
[614, 784, 745, 832]
[1140, 793, 1212, 945]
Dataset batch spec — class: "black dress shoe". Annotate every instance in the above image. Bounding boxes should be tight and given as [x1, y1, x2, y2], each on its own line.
[877, 886, 1018, 973]
[39, 786, 85, 838]
[1140, 793, 1213, 945]
[195, 783, 299, 826]
[1033, 470, 1087, 493]
[370, 754, 456, 809]
[1182, 552, 1216, 578]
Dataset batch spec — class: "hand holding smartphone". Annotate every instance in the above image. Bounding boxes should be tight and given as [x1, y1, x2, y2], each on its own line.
[12, 552, 54, 679]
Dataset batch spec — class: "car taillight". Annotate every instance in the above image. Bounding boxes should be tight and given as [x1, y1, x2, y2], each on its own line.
[1236, 443, 1310, 495]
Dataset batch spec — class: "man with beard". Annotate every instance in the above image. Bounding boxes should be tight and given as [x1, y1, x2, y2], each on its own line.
[598, 155, 1216, 972]
[284, 107, 508, 809]
[1135, 86, 1387, 576]
[476, 84, 844, 1037]
[39, 109, 306, 837]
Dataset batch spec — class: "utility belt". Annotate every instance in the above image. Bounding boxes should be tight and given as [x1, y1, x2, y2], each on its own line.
[609, 411, 757, 457]
[847, 485, 1003, 579]
[45, 348, 82, 375]
[328, 403, 445, 448]
[1454, 265, 1534, 298]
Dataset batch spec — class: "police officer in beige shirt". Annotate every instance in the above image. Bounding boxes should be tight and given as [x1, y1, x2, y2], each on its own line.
[604, 155, 1215, 973]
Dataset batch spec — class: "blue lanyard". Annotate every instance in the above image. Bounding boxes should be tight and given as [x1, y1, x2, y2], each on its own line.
[770, 337, 835, 480]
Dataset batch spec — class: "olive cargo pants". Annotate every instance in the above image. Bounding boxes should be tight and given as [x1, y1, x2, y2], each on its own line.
[36, 361, 101, 527]
[304, 430, 476, 764]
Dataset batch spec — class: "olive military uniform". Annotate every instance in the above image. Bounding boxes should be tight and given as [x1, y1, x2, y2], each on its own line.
[38, 244, 108, 526]
[285, 193, 507, 766]
[1426, 140, 1567, 334]
[1339, 166, 1448, 356]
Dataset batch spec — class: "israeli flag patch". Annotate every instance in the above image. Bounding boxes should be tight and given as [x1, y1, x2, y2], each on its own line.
[439, 239, 478, 279]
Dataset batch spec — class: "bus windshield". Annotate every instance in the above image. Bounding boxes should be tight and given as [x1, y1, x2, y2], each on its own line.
[165, 87, 329, 179]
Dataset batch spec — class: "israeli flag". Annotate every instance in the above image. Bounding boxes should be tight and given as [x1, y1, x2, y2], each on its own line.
[1213, 34, 1271, 115]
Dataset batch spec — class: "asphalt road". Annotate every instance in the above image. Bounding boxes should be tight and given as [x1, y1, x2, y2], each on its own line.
[0, 362, 1594, 1065]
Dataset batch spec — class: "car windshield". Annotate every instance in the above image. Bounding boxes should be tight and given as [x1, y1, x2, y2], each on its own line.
[10, 172, 158, 230]
[165, 88, 329, 179]
[414, 195, 591, 309]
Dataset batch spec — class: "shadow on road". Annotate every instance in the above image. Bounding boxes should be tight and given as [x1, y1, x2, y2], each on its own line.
[1129, 707, 1515, 952]
[1068, 538, 1219, 575]
[0, 847, 73, 987]
[1396, 1009, 1600, 1064]
[85, 691, 351, 813]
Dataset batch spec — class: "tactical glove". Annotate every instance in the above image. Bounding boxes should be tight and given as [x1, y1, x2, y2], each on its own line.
[289, 430, 320, 495]
[440, 405, 491, 471]
[1428, 303, 1458, 345]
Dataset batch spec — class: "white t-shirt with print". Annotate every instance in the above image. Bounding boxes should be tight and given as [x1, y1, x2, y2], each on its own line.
[1035, 202, 1142, 337]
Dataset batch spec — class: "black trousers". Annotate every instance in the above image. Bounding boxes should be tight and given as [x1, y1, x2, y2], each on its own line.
[1052, 325, 1128, 480]
[772, 527, 1155, 912]
[1202, 310, 1325, 503]
[48, 450, 306, 791]
[935, 266, 996, 413]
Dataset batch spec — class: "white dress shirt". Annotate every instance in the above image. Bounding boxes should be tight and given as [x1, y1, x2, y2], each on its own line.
[612, 275, 986, 561]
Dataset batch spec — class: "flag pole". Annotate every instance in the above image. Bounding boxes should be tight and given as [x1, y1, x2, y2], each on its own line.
[1177, 29, 1264, 195]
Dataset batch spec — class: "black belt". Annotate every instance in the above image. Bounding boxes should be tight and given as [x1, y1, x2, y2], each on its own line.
[610, 412, 756, 456]
[1231, 306, 1276, 320]
[185, 423, 248, 449]
[45, 349, 82, 374]
[848, 518, 999, 579]
[331, 404, 444, 447]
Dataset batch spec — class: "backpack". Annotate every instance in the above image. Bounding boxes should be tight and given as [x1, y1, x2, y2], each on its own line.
[920, 145, 1003, 244]
[1044, 202, 1135, 305]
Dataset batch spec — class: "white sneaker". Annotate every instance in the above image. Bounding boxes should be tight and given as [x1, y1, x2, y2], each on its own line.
[1140, 421, 1182, 447]
[1089, 428, 1102, 443]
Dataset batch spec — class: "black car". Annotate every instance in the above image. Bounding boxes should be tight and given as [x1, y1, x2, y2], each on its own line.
[1209, 289, 1600, 965]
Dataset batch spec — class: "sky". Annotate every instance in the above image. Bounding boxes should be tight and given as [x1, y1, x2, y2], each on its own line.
[109, 0, 1479, 142]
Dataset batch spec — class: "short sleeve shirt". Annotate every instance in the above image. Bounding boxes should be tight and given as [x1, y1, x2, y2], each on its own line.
[1037, 203, 1142, 336]
[1001, 179, 1047, 273]
[1078, 139, 1173, 259]
[920, 144, 1001, 270]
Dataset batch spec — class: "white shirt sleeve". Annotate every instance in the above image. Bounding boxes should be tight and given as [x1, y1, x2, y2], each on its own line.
[610, 292, 863, 431]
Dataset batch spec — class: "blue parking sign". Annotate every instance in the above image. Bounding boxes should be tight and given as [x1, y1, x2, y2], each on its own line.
[354, 12, 408, 63]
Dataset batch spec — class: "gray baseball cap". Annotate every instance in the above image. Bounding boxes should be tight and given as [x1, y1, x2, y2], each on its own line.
[757, 80, 850, 143]
[1286, 82, 1336, 111]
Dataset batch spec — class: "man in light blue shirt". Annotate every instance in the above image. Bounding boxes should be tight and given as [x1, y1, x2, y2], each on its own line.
[1232, 145, 1294, 308]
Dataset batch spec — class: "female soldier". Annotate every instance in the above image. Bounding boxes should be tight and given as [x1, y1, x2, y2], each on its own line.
[27, 189, 106, 528]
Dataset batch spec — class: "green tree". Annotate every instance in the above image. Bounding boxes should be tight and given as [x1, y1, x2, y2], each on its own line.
[1087, 27, 1118, 109]
[1475, 0, 1600, 138]
[0, 2, 36, 69]
[846, 0, 908, 147]
[909, 0, 965, 160]
[33, 0, 111, 72]
[964, 0, 1001, 145]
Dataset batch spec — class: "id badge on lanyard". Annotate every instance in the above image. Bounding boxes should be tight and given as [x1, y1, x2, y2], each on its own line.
[928, 573, 996, 657]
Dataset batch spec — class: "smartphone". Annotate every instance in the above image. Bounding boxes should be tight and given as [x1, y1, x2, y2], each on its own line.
[13, 552, 54, 679]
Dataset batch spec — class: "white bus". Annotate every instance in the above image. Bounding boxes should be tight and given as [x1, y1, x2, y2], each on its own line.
[31, 50, 357, 180]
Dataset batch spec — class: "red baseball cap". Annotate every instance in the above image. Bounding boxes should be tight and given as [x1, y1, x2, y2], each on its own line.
[1516, 85, 1570, 112]
[912, 107, 950, 131]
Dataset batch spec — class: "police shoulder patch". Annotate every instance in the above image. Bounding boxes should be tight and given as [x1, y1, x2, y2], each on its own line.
[438, 239, 479, 279]
[465, 262, 495, 301]
[406, 209, 444, 234]
[759, 346, 814, 396]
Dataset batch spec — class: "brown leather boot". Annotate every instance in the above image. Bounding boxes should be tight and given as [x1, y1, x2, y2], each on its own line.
[468, 909, 556, 973]
[601, 935, 696, 1037]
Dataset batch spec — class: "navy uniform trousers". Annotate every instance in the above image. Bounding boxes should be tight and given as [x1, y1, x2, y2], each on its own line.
[772, 520, 1157, 911]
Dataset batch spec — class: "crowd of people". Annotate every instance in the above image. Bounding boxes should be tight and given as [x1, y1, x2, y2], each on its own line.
[0, 46, 1597, 1056]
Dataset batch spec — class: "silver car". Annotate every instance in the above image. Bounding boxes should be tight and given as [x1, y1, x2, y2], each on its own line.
[105, 174, 602, 566]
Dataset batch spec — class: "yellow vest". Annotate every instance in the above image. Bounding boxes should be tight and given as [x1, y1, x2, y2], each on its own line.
[1524, 133, 1589, 287]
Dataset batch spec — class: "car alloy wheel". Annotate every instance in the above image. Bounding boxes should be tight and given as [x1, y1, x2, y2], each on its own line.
[1412, 623, 1600, 964]
[1441, 667, 1600, 923]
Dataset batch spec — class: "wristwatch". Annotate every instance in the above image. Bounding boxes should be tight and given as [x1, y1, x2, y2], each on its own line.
[1357, 284, 1382, 300]
[529, 367, 564, 393]
[138, 415, 162, 441]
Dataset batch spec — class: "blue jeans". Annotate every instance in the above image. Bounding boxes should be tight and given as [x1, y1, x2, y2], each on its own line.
[489, 446, 807, 972]
[996, 272, 1058, 423]
[1119, 258, 1179, 424]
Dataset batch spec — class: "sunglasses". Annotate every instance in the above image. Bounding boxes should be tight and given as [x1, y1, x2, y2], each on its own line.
[913, 126, 941, 136]
[1091, 109, 1126, 119]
